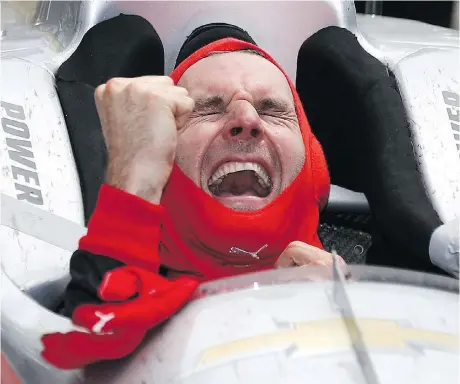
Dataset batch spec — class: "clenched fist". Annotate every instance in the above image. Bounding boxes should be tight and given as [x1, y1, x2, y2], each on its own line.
[95, 76, 194, 203]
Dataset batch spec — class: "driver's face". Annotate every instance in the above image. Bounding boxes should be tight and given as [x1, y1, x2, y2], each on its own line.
[176, 51, 305, 212]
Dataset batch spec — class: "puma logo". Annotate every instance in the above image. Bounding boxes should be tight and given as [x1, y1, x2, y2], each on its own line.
[92, 311, 115, 334]
[229, 244, 268, 260]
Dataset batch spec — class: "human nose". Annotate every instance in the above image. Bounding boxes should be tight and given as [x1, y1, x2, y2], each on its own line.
[222, 101, 264, 141]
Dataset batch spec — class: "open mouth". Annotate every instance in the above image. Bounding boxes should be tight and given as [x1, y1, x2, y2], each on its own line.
[208, 162, 273, 198]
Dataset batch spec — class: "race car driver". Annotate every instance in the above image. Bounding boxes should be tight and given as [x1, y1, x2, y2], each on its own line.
[41, 22, 345, 369]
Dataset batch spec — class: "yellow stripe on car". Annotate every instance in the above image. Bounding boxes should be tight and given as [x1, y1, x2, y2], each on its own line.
[198, 318, 458, 368]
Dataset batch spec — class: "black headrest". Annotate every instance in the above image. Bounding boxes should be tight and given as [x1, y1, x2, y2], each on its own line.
[296, 26, 442, 273]
[58, 14, 164, 87]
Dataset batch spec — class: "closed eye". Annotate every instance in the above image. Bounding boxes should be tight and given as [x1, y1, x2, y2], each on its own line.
[259, 111, 282, 117]
[202, 110, 221, 116]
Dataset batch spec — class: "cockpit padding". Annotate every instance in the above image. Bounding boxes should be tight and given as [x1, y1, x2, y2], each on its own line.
[56, 14, 164, 224]
[296, 26, 443, 273]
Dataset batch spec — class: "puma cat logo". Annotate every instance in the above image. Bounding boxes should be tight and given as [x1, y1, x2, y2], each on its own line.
[92, 311, 115, 334]
[229, 244, 268, 259]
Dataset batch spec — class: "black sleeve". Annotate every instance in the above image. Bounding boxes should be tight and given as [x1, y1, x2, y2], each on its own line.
[61, 251, 170, 318]
[61, 251, 125, 318]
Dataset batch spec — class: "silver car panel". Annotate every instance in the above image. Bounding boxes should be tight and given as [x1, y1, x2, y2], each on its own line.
[1, 1, 459, 383]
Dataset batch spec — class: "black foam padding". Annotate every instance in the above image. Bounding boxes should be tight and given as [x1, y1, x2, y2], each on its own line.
[57, 82, 107, 224]
[56, 14, 165, 224]
[58, 14, 164, 87]
[297, 26, 443, 273]
[321, 211, 373, 233]
[318, 223, 371, 264]
[175, 23, 257, 68]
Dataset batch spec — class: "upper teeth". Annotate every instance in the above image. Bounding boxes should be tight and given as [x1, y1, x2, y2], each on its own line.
[208, 162, 271, 189]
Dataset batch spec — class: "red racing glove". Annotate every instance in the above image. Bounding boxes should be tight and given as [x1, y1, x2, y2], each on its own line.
[41, 266, 199, 369]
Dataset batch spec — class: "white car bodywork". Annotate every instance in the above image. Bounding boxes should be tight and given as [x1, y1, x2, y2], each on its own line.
[1, 1, 459, 383]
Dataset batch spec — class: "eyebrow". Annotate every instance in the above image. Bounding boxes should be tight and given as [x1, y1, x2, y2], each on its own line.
[255, 98, 291, 113]
[193, 95, 225, 113]
[192, 95, 292, 114]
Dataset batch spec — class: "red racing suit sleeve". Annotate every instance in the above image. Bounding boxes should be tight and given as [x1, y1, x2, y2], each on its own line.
[62, 184, 165, 317]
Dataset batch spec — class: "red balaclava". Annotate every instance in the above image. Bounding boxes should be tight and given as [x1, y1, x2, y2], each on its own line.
[160, 38, 330, 280]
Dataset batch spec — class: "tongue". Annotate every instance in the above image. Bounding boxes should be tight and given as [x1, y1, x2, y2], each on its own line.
[217, 171, 264, 197]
